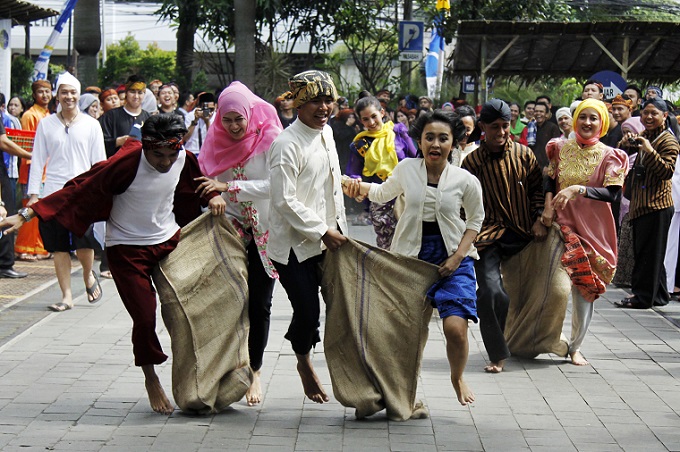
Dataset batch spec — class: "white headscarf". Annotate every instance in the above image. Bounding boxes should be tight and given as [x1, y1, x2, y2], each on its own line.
[55, 72, 81, 96]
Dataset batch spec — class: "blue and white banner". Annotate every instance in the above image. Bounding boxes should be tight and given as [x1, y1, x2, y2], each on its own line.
[32, 0, 78, 82]
[425, 13, 445, 99]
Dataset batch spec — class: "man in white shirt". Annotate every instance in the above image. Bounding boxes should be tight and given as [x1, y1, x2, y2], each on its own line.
[268, 70, 348, 404]
[26, 72, 106, 312]
[183, 92, 215, 156]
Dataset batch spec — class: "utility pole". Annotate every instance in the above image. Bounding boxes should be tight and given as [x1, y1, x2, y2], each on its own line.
[400, 0, 413, 93]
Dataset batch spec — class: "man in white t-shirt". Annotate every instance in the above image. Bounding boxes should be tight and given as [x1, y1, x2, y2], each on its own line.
[26, 72, 106, 312]
[2, 114, 226, 415]
[268, 70, 348, 404]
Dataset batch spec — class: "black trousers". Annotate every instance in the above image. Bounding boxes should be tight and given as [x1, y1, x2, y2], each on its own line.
[246, 239, 275, 371]
[0, 160, 15, 270]
[273, 250, 324, 355]
[631, 207, 674, 307]
[475, 235, 530, 363]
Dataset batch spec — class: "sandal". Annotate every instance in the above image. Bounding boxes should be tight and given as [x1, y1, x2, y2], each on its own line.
[86, 271, 103, 304]
[615, 298, 650, 309]
[17, 253, 37, 261]
[100, 270, 113, 279]
[48, 302, 73, 312]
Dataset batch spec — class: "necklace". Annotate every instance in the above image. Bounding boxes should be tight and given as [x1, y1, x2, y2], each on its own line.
[59, 111, 79, 134]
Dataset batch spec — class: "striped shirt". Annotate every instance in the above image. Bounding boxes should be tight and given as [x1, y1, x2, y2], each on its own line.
[461, 140, 544, 250]
[629, 128, 679, 220]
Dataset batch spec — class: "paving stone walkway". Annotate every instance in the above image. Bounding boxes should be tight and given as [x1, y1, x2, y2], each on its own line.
[0, 224, 679, 451]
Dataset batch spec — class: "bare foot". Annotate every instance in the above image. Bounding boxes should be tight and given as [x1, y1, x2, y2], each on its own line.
[452, 378, 475, 405]
[569, 351, 589, 366]
[296, 354, 329, 403]
[145, 378, 174, 414]
[246, 369, 262, 406]
[484, 360, 505, 373]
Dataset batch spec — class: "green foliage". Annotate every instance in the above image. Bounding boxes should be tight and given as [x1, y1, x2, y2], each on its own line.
[99, 35, 176, 87]
[191, 70, 209, 93]
[10, 56, 34, 99]
[329, 0, 401, 93]
[255, 49, 293, 102]
[492, 77, 583, 108]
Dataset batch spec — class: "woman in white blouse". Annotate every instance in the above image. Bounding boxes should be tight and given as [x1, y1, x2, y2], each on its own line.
[195, 81, 283, 406]
[345, 110, 484, 406]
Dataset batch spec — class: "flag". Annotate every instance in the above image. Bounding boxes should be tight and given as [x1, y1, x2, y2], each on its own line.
[425, 14, 445, 99]
[32, 0, 79, 82]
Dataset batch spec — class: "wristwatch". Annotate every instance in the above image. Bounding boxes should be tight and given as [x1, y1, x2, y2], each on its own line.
[578, 186, 586, 195]
[18, 208, 31, 223]
[0, 200, 5, 207]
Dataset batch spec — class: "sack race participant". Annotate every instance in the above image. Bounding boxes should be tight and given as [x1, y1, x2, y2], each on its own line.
[344, 110, 484, 407]
[0, 114, 227, 414]
[195, 81, 283, 406]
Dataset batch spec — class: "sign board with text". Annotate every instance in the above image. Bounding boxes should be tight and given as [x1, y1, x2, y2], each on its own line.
[399, 21, 424, 61]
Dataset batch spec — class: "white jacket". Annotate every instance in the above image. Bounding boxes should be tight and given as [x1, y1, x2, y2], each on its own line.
[368, 158, 484, 258]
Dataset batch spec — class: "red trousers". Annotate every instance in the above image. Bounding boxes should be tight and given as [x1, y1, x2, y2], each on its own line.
[106, 230, 180, 366]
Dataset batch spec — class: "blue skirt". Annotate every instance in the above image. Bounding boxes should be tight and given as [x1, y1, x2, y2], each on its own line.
[418, 234, 478, 322]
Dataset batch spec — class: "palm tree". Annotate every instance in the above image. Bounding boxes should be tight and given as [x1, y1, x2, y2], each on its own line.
[234, 0, 256, 87]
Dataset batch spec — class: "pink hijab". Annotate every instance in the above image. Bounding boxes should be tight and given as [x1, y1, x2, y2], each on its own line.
[199, 81, 282, 177]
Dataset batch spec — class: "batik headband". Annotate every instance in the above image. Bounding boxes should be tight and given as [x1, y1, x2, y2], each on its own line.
[611, 94, 633, 109]
[142, 136, 184, 150]
[99, 89, 118, 103]
[126, 81, 147, 92]
[286, 70, 338, 108]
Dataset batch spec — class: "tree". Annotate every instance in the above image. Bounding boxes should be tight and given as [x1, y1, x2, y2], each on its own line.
[10, 55, 34, 99]
[333, 0, 400, 93]
[157, 0, 202, 89]
[234, 0, 256, 86]
[98, 36, 175, 87]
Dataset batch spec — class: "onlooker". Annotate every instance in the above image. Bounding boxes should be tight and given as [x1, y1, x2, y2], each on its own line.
[536, 95, 557, 125]
[99, 89, 120, 114]
[275, 93, 297, 129]
[183, 92, 215, 156]
[528, 101, 561, 168]
[0, 115, 31, 278]
[419, 96, 434, 111]
[509, 102, 525, 141]
[99, 75, 151, 158]
[582, 79, 604, 101]
[16, 80, 52, 261]
[616, 98, 679, 309]
[521, 100, 535, 124]
[555, 107, 573, 137]
[78, 93, 101, 119]
[624, 85, 643, 116]
[26, 72, 106, 311]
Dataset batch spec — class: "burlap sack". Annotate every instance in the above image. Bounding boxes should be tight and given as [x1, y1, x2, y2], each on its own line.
[503, 225, 571, 358]
[321, 239, 440, 421]
[153, 212, 252, 414]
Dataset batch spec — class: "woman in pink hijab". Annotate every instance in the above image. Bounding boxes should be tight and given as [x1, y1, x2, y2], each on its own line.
[196, 81, 283, 406]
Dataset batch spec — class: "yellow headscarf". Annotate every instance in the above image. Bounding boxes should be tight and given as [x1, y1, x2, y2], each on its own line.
[573, 98, 610, 137]
[353, 121, 397, 181]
